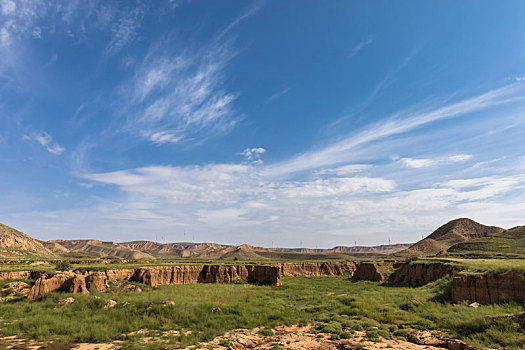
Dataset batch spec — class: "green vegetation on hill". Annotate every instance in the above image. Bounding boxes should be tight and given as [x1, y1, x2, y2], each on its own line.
[446, 225, 525, 258]
[396, 218, 505, 257]
[0, 223, 56, 259]
[0, 277, 525, 349]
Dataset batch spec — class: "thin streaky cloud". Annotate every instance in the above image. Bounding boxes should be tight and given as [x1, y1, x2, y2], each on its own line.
[23, 132, 65, 155]
[349, 36, 374, 57]
[266, 87, 290, 103]
[264, 84, 525, 177]
[216, 0, 264, 42]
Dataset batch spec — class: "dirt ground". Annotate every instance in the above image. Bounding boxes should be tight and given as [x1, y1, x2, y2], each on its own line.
[0, 324, 471, 349]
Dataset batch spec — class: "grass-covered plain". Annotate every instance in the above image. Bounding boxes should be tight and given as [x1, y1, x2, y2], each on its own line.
[1, 277, 525, 349]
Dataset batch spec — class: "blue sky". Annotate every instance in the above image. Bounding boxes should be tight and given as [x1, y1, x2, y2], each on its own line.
[2, 1, 525, 248]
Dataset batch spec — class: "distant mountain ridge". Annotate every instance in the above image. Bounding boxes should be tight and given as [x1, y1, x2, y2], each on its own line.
[44, 238, 411, 260]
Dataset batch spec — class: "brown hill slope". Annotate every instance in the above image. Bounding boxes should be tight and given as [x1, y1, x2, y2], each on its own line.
[396, 218, 504, 257]
[48, 240, 154, 259]
[0, 223, 56, 258]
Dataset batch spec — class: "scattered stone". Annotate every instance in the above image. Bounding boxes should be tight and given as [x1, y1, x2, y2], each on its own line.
[104, 299, 117, 309]
[468, 302, 480, 308]
[123, 284, 142, 293]
[163, 301, 175, 307]
[211, 307, 222, 314]
[58, 297, 75, 305]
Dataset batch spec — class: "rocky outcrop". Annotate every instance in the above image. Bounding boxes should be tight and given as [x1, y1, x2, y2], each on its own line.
[353, 262, 392, 282]
[85, 272, 109, 292]
[390, 262, 459, 286]
[27, 264, 282, 299]
[0, 270, 43, 280]
[28, 272, 75, 300]
[451, 271, 525, 304]
[281, 262, 355, 277]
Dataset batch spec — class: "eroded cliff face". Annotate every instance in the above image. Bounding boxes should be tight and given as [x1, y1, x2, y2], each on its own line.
[281, 262, 355, 277]
[390, 262, 459, 286]
[353, 263, 393, 282]
[28, 264, 282, 300]
[451, 271, 525, 304]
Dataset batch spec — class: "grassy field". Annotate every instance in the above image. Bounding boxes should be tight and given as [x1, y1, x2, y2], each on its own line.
[1, 276, 525, 349]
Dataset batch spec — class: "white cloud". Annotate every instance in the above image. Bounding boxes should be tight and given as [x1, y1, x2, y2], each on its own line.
[349, 36, 373, 57]
[241, 147, 266, 162]
[317, 164, 372, 176]
[267, 87, 290, 103]
[0, 27, 9, 46]
[399, 154, 472, 168]
[150, 131, 183, 144]
[104, 6, 145, 55]
[264, 84, 525, 176]
[1, 0, 16, 16]
[122, 39, 239, 145]
[24, 132, 65, 155]
[71, 161, 525, 247]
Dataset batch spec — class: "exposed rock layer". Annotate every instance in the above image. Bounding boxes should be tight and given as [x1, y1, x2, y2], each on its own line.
[390, 262, 459, 286]
[28, 264, 282, 299]
[451, 271, 525, 304]
[353, 263, 393, 282]
[281, 262, 355, 277]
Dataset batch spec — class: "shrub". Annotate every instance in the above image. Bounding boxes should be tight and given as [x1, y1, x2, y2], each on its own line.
[257, 328, 274, 337]
[55, 261, 72, 271]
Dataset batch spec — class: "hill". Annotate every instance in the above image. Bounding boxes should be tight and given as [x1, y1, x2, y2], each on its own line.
[47, 240, 155, 260]
[396, 218, 504, 257]
[446, 225, 525, 258]
[0, 223, 56, 259]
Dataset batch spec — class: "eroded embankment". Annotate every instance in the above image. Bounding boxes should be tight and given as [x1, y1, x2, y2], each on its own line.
[28, 265, 281, 300]
[390, 262, 459, 286]
[8, 261, 356, 299]
[451, 271, 525, 304]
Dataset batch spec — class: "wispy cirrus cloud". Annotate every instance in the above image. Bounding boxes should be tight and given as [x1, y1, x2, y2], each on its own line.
[349, 36, 374, 57]
[264, 83, 525, 176]
[122, 41, 239, 144]
[23, 132, 65, 155]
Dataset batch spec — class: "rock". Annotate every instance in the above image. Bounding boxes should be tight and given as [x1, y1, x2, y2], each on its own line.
[468, 302, 480, 308]
[447, 340, 475, 350]
[62, 275, 89, 295]
[123, 284, 142, 293]
[353, 263, 392, 282]
[390, 262, 459, 286]
[28, 272, 75, 300]
[211, 307, 222, 314]
[58, 297, 75, 305]
[247, 265, 282, 286]
[86, 272, 109, 292]
[104, 299, 117, 309]
[281, 262, 356, 277]
[407, 331, 448, 347]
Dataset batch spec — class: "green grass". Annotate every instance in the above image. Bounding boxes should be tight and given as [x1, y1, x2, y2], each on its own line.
[0, 276, 524, 348]
[445, 226, 525, 259]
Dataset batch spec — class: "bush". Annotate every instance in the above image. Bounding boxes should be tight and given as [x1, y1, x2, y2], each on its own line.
[55, 261, 72, 271]
[257, 328, 274, 337]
